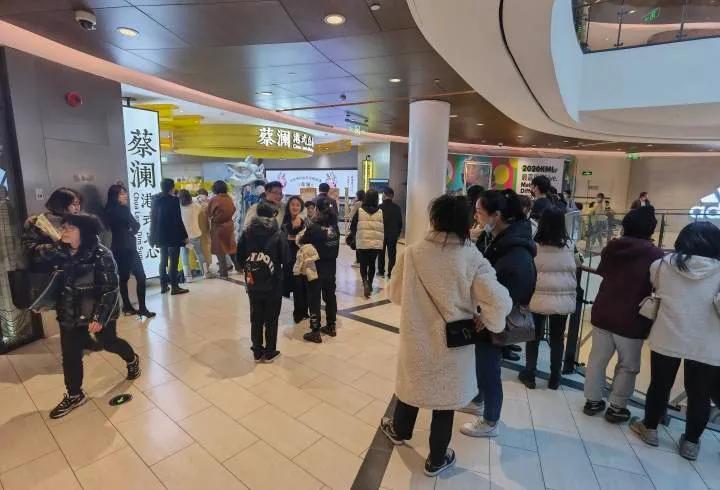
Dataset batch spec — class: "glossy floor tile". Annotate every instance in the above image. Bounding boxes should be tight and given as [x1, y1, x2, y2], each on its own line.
[1, 245, 717, 489]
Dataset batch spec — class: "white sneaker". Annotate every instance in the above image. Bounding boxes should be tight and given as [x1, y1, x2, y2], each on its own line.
[457, 401, 484, 416]
[460, 418, 499, 438]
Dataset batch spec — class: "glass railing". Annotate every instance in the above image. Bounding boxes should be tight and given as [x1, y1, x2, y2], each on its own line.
[574, 0, 720, 53]
[502, 209, 719, 428]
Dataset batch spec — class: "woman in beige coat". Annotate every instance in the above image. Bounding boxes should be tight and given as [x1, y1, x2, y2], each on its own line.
[380, 195, 512, 477]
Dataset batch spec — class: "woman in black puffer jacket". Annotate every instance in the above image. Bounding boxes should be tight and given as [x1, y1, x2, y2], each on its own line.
[48, 213, 141, 420]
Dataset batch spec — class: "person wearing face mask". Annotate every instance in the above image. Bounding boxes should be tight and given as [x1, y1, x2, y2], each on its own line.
[460, 189, 537, 438]
[104, 184, 155, 317]
[48, 213, 140, 419]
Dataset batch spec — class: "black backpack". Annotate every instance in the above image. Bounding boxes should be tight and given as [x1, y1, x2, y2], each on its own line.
[244, 235, 278, 294]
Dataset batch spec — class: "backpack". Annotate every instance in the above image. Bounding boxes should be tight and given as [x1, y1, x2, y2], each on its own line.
[244, 235, 279, 294]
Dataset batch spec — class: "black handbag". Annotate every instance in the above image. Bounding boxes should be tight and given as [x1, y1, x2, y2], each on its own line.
[345, 232, 356, 250]
[411, 251, 480, 348]
[490, 304, 536, 347]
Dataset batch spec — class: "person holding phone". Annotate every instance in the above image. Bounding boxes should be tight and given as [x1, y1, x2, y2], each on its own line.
[48, 213, 140, 419]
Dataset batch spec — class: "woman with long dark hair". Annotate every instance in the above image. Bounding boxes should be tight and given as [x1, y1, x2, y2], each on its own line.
[520, 206, 576, 389]
[208, 180, 239, 278]
[281, 196, 308, 323]
[350, 189, 384, 298]
[49, 213, 141, 419]
[105, 184, 155, 317]
[381, 194, 511, 477]
[461, 189, 537, 438]
[631, 222, 720, 461]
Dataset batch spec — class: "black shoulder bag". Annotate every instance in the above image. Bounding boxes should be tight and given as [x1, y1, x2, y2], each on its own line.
[410, 250, 479, 348]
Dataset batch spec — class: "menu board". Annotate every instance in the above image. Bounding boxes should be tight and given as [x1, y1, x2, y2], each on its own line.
[265, 169, 357, 197]
[123, 106, 162, 278]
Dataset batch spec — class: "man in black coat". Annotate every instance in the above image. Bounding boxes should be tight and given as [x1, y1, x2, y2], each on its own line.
[149, 178, 188, 295]
[378, 187, 403, 278]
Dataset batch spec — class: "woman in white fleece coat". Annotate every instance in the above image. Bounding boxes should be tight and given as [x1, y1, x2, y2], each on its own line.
[381, 195, 512, 477]
[520, 206, 577, 390]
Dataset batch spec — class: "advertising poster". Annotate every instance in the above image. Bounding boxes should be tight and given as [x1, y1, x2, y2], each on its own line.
[265, 169, 357, 197]
[514, 158, 565, 196]
[123, 106, 162, 278]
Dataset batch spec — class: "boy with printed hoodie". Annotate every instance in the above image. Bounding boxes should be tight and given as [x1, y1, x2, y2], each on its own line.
[237, 202, 289, 363]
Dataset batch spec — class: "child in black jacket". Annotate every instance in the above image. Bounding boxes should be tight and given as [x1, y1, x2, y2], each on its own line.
[237, 202, 289, 362]
[299, 197, 340, 343]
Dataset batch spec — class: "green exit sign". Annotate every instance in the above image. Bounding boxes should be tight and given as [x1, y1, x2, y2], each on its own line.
[627, 153, 640, 160]
[644, 7, 661, 23]
[582, 171, 593, 176]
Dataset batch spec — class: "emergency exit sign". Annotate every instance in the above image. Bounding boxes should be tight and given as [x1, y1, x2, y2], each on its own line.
[582, 171, 593, 176]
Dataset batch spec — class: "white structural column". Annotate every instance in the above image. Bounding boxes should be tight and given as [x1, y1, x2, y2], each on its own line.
[405, 99, 451, 245]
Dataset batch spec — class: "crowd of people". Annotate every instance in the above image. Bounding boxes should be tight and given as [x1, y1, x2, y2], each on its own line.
[17, 175, 720, 474]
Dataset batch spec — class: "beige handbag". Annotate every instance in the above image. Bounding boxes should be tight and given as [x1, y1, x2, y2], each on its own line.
[639, 259, 663, 321]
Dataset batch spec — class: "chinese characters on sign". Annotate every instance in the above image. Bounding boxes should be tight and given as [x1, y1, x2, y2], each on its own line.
[123, 107, 162, 278]
[257, 126, 315, 153]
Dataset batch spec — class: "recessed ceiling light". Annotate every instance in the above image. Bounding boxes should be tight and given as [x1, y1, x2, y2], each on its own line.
[116, 27, 139, 37]
[370, 2, 381, 11]
[481, 140, 487, 143]
[616, 148, 622, 151]
[629, 9, 636, 14]
[476, 123, 484, 126]
[388, 77, 402, 83]
[647, 144, 654, 147]
[258, 91, 273, 96]
[323, 13, 346, 25]
[563, 140, 569, 143]
[517, 135, 523, 138]
[449, 114, 458, 118]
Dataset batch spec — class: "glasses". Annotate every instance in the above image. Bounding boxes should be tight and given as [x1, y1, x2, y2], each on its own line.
[268, 189, 283, 196]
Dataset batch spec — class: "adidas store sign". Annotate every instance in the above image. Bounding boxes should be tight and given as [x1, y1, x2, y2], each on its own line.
[689, 187, 720, 219]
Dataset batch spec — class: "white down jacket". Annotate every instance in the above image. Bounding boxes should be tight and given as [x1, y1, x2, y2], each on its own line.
[356, 208, 384, 250]
[529, 243, 577, 315]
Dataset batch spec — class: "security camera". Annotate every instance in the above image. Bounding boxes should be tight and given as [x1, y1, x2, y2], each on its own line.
[74, 10, 97, 31]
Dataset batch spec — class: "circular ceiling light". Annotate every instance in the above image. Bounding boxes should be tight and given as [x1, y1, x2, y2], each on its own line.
[388, 77, 402, 83]
[370, 2, 381, 11]
[563, 140, 569, 143]
[646, 144, 654, 147]
[323, 13, 346, 25]
[616, 148, 622, 151]
[258, 91, 273, 96]
[116, 27, 139, 37]
[517, 135, 523, 138]
[476, 123, 484, 126]
[449, 114, 458, 118]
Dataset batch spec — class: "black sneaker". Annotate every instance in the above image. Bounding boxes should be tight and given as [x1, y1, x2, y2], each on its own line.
[49, 391, 87, 419]
[137, 309, 156, 318]
[263, 351, 281, 363]
[171, 286, 189, 295]
[503, 350, 521, 362]
[424, 448, 456, 477]
[320, 323, 337, 337]
[303, 331, 322, 343]
[161, 285, 170, 294]
[548, 374, 561, 390]
[253, 350, 264, 363]
[508, 344, 522, 352]
[363, 282, 372, 299]
[123, 306, 140, 316]
[126, 354, 141, 380]
[518, 370, 536, 390]
[583, 399, 606, 416]
[380, 417, 405, 445]
[605, 404, 631, 423]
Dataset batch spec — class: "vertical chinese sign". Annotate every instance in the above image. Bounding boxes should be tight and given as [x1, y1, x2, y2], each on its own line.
[122, 107, 162, 278]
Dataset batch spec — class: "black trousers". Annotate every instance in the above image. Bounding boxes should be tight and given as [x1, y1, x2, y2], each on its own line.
[293, 275, 309, 322]
[377, 239, 398, 277]
[249, 293, 282, 354]
[115, 248, 148, 311]
[526, 314, 568, 376]
[159, 246, 180, 288]
[358, 249, 380, 285]
[644, 351, 719, 443]
[308, 260, 337, 330]
[217, 253, 240, 278]
[392, 399, 454, 466]
[60, 321, 135, 396]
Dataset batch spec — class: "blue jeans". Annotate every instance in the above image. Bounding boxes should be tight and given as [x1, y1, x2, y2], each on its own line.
[180, 237, 210, 276]
[472, 342, 503, 423]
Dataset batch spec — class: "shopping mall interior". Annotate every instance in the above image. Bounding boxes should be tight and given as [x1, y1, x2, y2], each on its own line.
[1, 0, 720, 489]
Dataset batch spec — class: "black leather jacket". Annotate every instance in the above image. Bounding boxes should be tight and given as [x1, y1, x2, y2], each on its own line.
[56, 244, 120, 330]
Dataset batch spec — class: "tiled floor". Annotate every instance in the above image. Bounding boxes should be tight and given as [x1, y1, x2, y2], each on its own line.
[1, 246, 719, 489]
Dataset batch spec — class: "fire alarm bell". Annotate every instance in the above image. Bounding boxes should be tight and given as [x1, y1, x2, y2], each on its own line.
[65, 92, 83, 107]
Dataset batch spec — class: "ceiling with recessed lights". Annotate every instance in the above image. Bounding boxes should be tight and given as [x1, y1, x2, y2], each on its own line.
[0, 0, 713, 152]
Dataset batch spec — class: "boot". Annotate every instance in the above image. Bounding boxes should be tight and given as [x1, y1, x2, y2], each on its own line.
[518, 370, 536, 389]
[303, 330, 322, 343]
[171, 286, 189, 295]
[363, 281, 372, 299]
[320, 323, 337, 337]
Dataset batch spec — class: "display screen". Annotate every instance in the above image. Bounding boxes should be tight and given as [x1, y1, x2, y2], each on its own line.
[265, 169, 358, 198]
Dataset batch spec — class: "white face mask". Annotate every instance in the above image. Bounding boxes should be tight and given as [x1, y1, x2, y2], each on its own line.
[484, 220, 496, 234]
